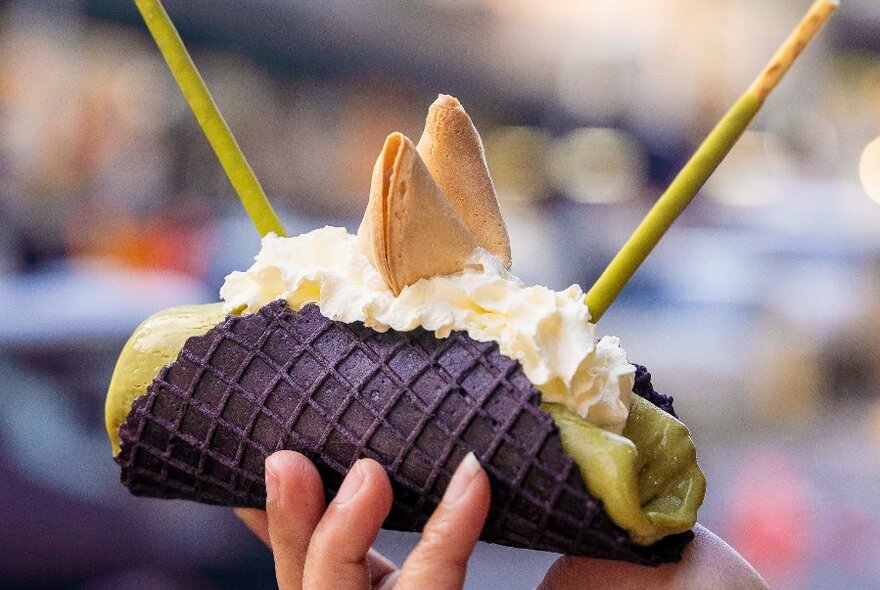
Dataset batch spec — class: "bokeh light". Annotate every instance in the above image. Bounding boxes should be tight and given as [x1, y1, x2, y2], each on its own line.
[483, 126, 550, 204]
[860, 136, 880, 204]
[705, 131, 790, 207]
[546, 128, 645, 204]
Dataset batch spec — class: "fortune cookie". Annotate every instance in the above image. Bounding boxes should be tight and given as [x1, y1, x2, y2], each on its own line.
[357, 132, 479, 295]
[417, 95, 512, 269]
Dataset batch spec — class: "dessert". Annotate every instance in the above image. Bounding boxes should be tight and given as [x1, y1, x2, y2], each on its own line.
[107, 95, 703, 563]
[109, 0, 838, 567]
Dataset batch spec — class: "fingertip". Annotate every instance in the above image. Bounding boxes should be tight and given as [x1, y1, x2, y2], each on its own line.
[263, 452, 326, 589]
[357, 458, 393, 510]
[353, 457, 387, 481]
[328, 458, 393, 526]
[396, 455, 491, 588]
[264, 451, 325, 535]
[266, 451, 323, 503]
[470, 460, 491, 510]
[266, 450, 318, 480]
[442, 453, 491, 514]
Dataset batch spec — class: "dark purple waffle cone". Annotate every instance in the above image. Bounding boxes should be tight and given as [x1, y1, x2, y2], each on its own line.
[116, 300, 693, 564]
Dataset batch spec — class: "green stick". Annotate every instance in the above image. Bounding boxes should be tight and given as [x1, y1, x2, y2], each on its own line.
[134, 0, 286, 237]
[585, 0, 838, 321]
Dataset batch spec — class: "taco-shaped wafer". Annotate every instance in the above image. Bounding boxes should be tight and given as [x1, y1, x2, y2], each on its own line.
[111, 301, 700, 564]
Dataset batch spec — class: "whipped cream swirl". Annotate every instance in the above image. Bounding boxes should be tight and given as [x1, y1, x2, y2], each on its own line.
[220, 227, 635, 433]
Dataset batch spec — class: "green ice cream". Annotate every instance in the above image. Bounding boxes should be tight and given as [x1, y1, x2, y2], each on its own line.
[543, 399, 704, 546]
[105, 304, 704, 546]
[105, 303, 227, 455]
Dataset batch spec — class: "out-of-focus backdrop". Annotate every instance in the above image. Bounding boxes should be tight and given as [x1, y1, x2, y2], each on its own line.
[1, 0, 879, 588]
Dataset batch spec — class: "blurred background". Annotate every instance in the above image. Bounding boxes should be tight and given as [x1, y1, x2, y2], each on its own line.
[1, 0, 879, 588]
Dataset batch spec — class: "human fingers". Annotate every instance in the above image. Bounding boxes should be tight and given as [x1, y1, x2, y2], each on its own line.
[234, 507, 270, 546]
[537, 524, 768, 590]
[236, 472, 397, 586]
[236, 510, 398, 586]
[395, 452, 491, 590]
[302, 458, 394, 589]
[367, 548, 399, 588]
[264, 451, 327, 590]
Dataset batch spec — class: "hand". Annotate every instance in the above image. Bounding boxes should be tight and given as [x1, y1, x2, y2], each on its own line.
[238, 453, 767, 590]
[538, 524, 769, 590]
[235, 450, 491, 590]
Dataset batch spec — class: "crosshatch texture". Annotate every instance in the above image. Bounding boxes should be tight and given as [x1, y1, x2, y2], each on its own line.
[116, 300, 693, 564]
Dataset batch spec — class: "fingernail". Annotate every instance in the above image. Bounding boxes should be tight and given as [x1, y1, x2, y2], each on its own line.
[444, 452, 480, 504]
[265, 455, 281, 502]
[334, 460, 365, 504]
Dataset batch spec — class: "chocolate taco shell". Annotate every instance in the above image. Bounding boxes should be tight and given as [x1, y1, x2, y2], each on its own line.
[116, 300, 692, 565]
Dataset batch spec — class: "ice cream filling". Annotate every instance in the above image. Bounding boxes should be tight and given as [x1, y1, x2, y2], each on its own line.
[220, 227, 636, 434]
[543, 400, 704, 546]
[105, 303, 227, 456]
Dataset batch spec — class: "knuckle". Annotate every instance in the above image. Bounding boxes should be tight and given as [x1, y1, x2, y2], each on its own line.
[415, 518, 470, 568]
[400, 553, 468, 589]
[421, 518, 454, 547]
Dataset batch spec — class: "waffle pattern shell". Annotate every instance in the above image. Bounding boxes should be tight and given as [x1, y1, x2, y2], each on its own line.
[116, 300, 693, 564]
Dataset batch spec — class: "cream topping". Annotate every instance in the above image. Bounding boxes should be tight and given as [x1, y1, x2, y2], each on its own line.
[220, 227, 635, 432]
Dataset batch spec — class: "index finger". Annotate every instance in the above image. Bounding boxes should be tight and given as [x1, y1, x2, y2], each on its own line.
[264, 451, 327, 590]
[396, 452, 491, 590]
[303, 458, 394, 589]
